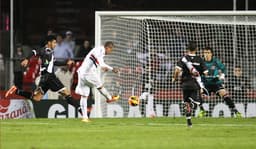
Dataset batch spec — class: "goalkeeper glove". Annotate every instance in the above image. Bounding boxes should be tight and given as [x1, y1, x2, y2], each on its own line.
[219, 73, 225, 81]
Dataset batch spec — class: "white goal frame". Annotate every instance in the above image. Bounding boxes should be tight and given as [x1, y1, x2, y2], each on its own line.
[94, 11, 256, 118]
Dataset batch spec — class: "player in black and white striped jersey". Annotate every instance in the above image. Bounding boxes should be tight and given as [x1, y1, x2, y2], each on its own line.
[173, 41, 208, 127]
[5, 35, 80, 112]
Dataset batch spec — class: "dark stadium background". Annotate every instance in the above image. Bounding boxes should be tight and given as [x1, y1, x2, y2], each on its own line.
[1, 0, 256, 58]
[0, 0, 256, 91]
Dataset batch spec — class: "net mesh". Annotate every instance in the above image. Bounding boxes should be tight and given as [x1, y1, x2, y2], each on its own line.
[97, 14, 256, 118]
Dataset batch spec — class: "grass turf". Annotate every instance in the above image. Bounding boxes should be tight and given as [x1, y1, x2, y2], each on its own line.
[1, 117, 256, 149]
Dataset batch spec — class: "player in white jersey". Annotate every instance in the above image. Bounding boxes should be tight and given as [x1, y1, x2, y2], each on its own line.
[75, 41, 120, 122]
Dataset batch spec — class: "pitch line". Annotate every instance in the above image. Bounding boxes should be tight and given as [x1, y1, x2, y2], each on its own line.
[0, 122, 59, 125]
[147, 123, 256, 127]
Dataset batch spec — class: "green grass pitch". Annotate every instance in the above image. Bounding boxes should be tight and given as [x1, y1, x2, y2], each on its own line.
[1, 117, 256, 149]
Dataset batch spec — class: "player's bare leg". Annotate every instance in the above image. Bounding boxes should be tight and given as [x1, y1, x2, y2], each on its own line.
[97, 86, 119, 103]
[32, 89, 44, 101]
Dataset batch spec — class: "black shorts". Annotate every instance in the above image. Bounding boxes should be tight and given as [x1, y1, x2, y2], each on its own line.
[39, 73, 65, 94]
[183, 89, 200, 103]
[205, 83, 225, 95]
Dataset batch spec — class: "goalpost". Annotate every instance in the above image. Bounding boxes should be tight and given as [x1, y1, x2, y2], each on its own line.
[94, 11, 256, 118]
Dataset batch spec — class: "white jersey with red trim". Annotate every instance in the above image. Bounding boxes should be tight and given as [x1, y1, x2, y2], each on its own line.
[77, 46, 113, 76]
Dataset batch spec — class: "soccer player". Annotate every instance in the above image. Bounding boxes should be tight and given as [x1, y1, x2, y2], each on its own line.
[5, 35, 80, 111]
[198, 47, 242, 117]
[75, 41, 120, 122]
[173, 41, 208, 127]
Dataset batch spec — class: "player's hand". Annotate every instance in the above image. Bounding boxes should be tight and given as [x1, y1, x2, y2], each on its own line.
[67, 59, 74, 66]
[172, 78, 177, 83]
[190, 68, 199, 77]
[219, 73, 225, 81]
[101, 67, 109, 72]
[21, 59, 29, 67]
[112, 67, 120, 73]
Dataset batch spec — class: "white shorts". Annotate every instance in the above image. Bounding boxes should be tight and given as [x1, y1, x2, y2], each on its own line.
[75, 73, 103, 96]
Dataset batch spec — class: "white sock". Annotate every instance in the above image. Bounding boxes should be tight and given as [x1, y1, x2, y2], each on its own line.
[98, 87, 112, 100]
[80, 96, 88, 119]
[147, 94, 156, 116]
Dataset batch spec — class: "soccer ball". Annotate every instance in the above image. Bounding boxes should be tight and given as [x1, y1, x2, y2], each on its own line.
[128, 96, 140, 106]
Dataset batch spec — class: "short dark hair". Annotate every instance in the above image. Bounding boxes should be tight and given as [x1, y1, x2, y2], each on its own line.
[104, 41, 114, 48]
[234, 64, 242, 69]
[187, 41, 197, 51]
[204, 46, 214, 54]
[46, 35, 56, 43]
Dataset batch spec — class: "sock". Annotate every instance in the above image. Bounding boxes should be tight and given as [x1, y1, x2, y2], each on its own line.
[223, 95, 236, 111]
[80, 96, 88, 119]
[147, 94, 155, 117]
[87, 106, 92, 118]
[186, 117, 192, 126]
[199, 96, 205, 111]
[98, 87, 112, 100]
[65, 95, 80, 108]
[16, 89, 32, 99]
[184, 102, 192, 126]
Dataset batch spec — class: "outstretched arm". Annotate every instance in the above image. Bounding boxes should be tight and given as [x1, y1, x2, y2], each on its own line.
[98, 56, 119, 73]
[172, 66, 182, 82]
[54, 59, 74, 66]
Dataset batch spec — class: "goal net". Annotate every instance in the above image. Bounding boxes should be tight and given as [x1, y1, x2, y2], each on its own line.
[94, 11, 256, 118]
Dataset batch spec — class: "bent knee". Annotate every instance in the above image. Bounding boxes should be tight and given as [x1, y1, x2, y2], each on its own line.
[33, 93, 43, 101]
[59, 89, 70, 96]
[218, 89, 227, 97]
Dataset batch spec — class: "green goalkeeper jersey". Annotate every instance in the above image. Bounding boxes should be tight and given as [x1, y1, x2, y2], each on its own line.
[202, 57, 226, 85]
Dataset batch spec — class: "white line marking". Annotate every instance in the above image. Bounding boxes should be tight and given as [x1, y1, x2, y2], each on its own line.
[147, 123, 256, 127]
[1, 122, 59, 125]
[1, 121, 255, 127]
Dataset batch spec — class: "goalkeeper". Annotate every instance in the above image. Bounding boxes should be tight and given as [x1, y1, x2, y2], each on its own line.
[198, 47, 242, 117]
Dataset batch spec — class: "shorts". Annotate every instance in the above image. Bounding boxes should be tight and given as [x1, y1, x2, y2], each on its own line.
[75, 73, 103, 96]
[183, 89, 200, 103]
[205, 83, 225, 95]
[39, 73, 65, 94]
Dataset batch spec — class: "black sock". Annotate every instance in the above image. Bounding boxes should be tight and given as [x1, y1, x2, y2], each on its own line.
[233, 109, 239, 113]
[187, 118, 192, 126]
[65, 95, 80, 108]
[186, 113, 192, 126]
[200, 105, 205, 111]
[16, 89, 32, 99]
[184, 102, 192, 126]
[199, 96, 205, 111]
[223, 95, 236, 110]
